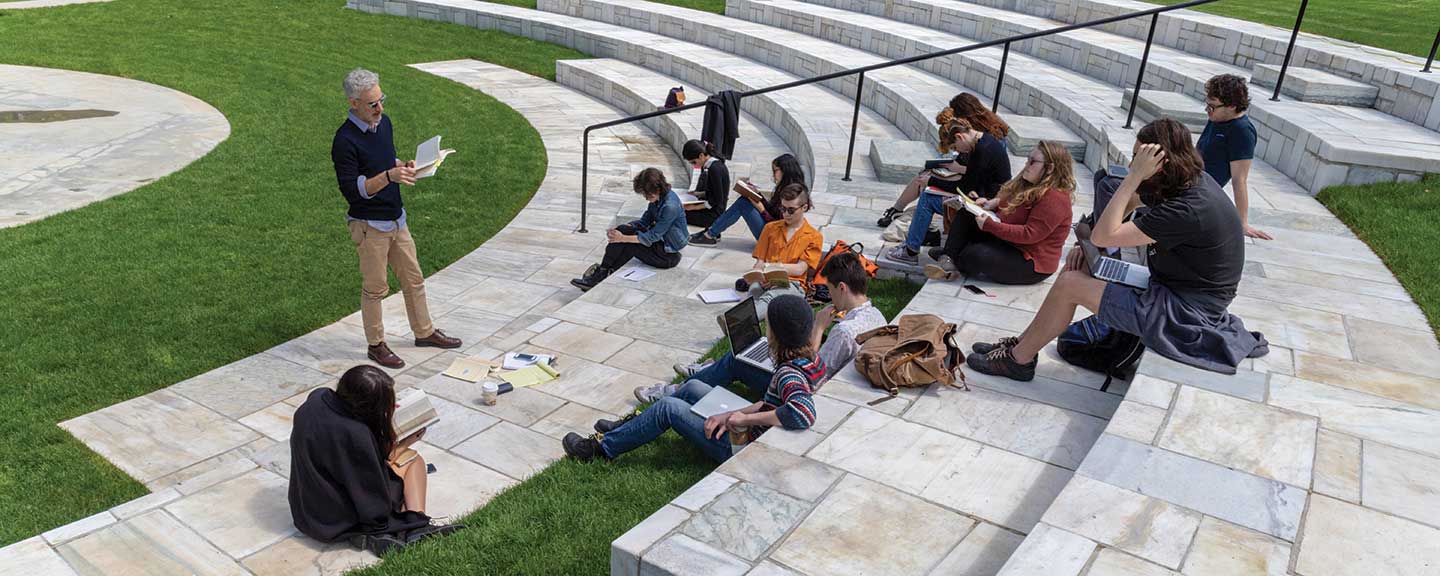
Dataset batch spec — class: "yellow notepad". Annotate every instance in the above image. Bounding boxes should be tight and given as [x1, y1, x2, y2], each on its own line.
[442, 356, 495, 382]
[499, 362, 561, 388]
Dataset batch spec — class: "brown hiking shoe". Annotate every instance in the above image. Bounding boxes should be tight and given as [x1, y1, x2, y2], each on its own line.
[368, 342, 405, 369]
[414, 328, 462, 349]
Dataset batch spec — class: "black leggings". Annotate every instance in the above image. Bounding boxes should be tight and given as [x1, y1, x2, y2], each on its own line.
[600, 225, 682, 270]
[942, 213, 1049, 285]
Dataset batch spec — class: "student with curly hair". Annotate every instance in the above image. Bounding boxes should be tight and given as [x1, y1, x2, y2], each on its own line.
[1200, 74, 1270, 240]
[570, 167, 689, 291]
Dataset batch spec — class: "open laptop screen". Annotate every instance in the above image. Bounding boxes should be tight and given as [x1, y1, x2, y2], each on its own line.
[723, 298, 763, 353]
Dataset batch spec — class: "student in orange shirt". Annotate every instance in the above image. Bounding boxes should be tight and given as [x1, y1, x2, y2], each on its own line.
[739, 183, 822, 319]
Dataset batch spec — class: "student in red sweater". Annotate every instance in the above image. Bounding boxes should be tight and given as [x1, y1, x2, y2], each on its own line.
[925, 140, 1075, 284]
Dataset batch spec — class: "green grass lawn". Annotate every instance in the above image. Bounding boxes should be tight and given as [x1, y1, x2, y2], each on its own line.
[0, 0, 586, 546]
[1150, 0, 1439, 58]
[356, 277, 922, 576]
[1319, 176, 1440, 337]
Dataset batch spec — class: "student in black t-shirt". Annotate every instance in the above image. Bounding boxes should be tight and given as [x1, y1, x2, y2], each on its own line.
[967, 118, 1267, 381]
[1199, 74, 1271, 240]
[680, 140, 731, 229]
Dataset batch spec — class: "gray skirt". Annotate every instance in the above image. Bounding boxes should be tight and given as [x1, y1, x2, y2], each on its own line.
[1098, 282, 1268, 374]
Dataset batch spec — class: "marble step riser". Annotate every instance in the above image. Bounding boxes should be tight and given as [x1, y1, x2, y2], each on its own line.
[730, 0, 1124, 172]
[557, 64, 694, 188]
[357, 0, 843, 195]
[961, 0, 1440, 131]
[1250, 64, 1380, 108]
[540, 0, 941, 149]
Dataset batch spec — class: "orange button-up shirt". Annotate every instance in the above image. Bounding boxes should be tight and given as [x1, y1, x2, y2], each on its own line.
[753, 219, 824, 283]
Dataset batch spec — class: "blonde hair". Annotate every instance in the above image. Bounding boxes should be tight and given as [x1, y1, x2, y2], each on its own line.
[937, 118, 974, 154]
[997, 141, 1076, 215]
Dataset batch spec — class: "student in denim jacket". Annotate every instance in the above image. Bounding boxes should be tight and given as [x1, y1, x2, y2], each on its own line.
[571, 168, 689, 291]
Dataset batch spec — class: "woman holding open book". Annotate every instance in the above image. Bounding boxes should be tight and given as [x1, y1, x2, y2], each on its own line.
[689, 153, 805, 245]
[289, 365, 459, 555]
[924, 140, 1076, 285]
[571, 167, 690, 291]
[876, 93, 1011, 227]
[680, 140, 732, 229]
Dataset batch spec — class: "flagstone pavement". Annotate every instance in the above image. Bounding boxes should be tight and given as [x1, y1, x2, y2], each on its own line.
[4, 46, 1439, 576]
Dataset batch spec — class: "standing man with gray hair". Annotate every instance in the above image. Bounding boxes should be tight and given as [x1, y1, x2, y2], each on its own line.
[332, 68, 461, 369]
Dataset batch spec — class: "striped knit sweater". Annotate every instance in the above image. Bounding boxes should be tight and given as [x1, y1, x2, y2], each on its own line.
[756, 356, 826, 438]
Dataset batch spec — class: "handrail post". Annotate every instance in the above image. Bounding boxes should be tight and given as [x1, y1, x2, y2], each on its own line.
[1125, 13, 1159, 129]
[1424, 27, 1439, 72]
[1271, 0, 1309, 100]
[992, 41, 1011, 111]
[579, 129, 590, 233]
[842, 71, 866, 182]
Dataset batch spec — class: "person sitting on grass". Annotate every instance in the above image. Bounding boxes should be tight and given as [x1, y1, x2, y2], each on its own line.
[688, 153, 806, 245]
[562, 294, 824, 464]
[881, 118, 1012, 267]
[876, 93, 1011, 227]
[966, 118, 1267, 382]
[570, 167, 689, 291]
[681, 139, 732, 230]
[739, 183, 823, 319]
[636, 251, 888, 402]
[925, 140, 1075, 285]
[289, 365, 460, 555]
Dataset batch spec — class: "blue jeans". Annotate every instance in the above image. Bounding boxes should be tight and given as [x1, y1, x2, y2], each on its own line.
[707, 200, 767, 239]
[599, 380, 734, 463]
[903, 192, 947, 252]
[692, 351, 772, 396]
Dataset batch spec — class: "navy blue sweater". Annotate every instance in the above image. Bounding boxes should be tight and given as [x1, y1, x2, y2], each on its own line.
[332, 115, 403, 221]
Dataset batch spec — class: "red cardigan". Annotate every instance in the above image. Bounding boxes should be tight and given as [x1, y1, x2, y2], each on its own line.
[984, 188, 1073, 274]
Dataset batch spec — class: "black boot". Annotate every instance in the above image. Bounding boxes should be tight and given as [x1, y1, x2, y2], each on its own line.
[569, 264, 614, 292]
[348, 533, 407, 556]
[594, 409, 641, 434]
[563, 432, 607, 462]
[876, 206, 902, 227]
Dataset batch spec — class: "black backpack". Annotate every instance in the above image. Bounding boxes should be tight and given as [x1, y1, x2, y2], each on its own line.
[1057, 315, 1145, 391]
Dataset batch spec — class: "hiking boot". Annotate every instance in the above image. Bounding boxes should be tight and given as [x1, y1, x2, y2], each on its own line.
[672, 360, 713, 379]
[562, 432, 606, 462]
[922, 228, 943, 247]
[965, 346, 1036, 382]
[924, 255, 958, 280]
[876, 206, 902, 227]
[688, 230, 719, 246]
[971, 336, 1020, 355]
[367, 342, 405, 369]
[569, 264, 614, 292]
[414, 328, 462, 349]
[882, 245, 918, 267]
[403, 523, 465, 545]
[594, 409, 641, 434]
[349, 533, 407, 556]
[633, 382, 677, 404]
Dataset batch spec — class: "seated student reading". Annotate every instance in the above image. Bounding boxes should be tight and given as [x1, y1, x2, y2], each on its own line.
[925, 140, 1076, 285]
[635, 251, 888, 402]
[289, 365, 459, 555]
[689, 153, 806, 245]
[571, 167, 689, 291]
[561, 294, 823, 463]
[882, 118, 1012, 266]
[681, 140, 732, 229]
[877, 93, 1011, 227]
[739, 183, 823, 319]
[966, 118, 1268, 382]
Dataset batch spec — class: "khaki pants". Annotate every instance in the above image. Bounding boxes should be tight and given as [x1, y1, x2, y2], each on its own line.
[349, 221, 434, 346]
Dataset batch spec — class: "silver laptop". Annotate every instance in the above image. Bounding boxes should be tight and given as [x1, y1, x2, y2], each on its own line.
[722, 298, 775, 373]
[1079, 238, 1151, 289]
[689, 386, 751, 419]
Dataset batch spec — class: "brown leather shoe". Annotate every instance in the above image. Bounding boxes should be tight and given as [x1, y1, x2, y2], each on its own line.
[414, 328, 462, 349]
[367, 342, 405, 369]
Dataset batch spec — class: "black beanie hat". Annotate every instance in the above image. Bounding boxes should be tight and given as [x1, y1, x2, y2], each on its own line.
[766, 294, 813, 349]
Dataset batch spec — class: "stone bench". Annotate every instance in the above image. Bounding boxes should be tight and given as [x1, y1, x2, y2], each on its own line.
[1251, 64, 1380, 107]
[1007, 115, 1088, 160]
[1120, 88, 1208, 132]
[868, 139, 936, 184]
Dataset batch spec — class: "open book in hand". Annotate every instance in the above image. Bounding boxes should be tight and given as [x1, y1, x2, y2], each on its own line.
[679, 192, 709, 210]
[929, 166, 960, 179]
[733, 179, 767, 205]
[392, 388, 441, 465]
[415, 135, 456, 179]
[743, 264, 792, 288]
[943, 193, 1000, 222]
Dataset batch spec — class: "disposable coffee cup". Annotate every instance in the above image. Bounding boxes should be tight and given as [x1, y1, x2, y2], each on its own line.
[481, 382, 499, 406]
[728, 425, 751, 454]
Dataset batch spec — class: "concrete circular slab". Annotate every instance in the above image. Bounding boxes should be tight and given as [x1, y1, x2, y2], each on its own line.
[0, 64, 229, 228]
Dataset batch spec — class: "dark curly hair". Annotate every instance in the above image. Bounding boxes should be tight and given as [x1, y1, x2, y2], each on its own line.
[1204, 74, 1250, 113]
[1136, 118, 1205, 198]
[632, 167, 670, 199]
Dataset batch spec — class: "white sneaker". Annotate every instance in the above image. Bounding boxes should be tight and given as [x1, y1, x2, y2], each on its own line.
[633, 382, 677, 403]
[672, 360, 713, 379]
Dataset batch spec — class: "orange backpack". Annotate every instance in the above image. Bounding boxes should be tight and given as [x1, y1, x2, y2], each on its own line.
[810, 240, 878, 288]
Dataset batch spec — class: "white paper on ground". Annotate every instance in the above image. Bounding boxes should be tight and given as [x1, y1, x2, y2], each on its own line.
[618, 268, 656, 281]
[698, 288, 745, 304]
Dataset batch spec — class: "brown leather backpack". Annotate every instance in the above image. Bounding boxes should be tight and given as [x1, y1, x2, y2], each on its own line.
[853, 314, 968, 395]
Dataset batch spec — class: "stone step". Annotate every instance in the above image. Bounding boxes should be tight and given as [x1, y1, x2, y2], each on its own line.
[869, 139, 938, 184]
[1251, 64, 1380, 107]
[1006, 115, 1087, 160]
[539, 0, 961, 150]
[1120, 88, 1209, 133]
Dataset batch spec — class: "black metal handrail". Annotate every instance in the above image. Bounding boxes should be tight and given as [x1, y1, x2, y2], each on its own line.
[1425, 27, 1439, 73]
[576, 0, 1312, 233]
